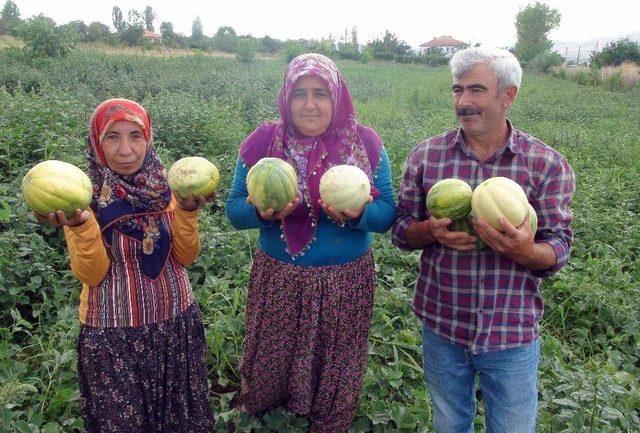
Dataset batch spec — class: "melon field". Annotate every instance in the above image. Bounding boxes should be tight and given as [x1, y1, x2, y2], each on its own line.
[0, 49, 638, 433]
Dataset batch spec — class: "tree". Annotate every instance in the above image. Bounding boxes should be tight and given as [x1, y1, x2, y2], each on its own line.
[143, 5, 156, 32]
[19, 14, 73, 57]
[160, 21, 174, 41]
[212, 26, 238, 52]
[0, 0, 22, 36]
[236, 37, 258, 63]
[259, 35, 281, 54]
[590, 38, 640, 67]
[87, 21, 111, 43]
[366, 30, 412, 61]
[62, 20, 88, 42]
[191, 16, 203, 41]
[337, 26, 360, 60]
[119, 9, 143, 46]
[514, 2, 561, 64]
[112, 6, 124, 33]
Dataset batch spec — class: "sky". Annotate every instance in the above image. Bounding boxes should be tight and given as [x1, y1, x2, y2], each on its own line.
[11, 0, 640, 48]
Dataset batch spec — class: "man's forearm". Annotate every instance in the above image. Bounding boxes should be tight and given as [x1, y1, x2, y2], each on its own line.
[513, 242, 557, 271]
[404, 220, 437, 249]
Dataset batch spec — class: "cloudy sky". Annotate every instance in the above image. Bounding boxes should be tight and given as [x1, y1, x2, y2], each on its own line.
[12, 0, 640, 47]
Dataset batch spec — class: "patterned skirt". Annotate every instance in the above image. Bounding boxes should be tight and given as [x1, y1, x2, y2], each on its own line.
[240, 249, 376, 433]
[77, 304, 215, 433]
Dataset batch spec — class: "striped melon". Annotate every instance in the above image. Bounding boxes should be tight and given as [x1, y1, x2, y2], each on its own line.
[22, 160, 92, 217]
[319, 165, 371, 212]
[471, 177, 528, 230]
[246, 157, 297, 212]
[449, 216, 485, 250]
[426, 178, 473, 220]
[168, 156, 220, 198]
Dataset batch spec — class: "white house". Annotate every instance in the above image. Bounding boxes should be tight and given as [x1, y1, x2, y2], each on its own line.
[417, 35, 467, 57]
[143, 29, 162, 43]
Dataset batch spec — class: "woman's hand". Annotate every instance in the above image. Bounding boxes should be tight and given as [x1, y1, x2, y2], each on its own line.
[33, 209, 90, 227]
[174, 192, 216, 212]
[248, 197, 300, 221]
[319, 195, 373, 223]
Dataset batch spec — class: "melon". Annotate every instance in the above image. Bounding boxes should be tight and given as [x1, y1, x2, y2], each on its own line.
[319, 165, 371, 212]
[22, 160, 92, 217]
[246, 157, 297, 212]
[449, 216, 485, 250]
[471, 177, 528, 230]
[167, 156, 220, 198]
[528, 203, 538, 234]
[426, 178, 472, 220]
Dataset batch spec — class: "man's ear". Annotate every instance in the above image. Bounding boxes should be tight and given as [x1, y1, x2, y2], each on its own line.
[503, 85, 518, 108]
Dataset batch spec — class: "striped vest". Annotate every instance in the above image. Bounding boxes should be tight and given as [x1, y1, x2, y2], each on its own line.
[83, 211, 194, 327]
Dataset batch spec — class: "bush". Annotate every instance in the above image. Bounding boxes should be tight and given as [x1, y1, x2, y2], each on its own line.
[588, 66, 602, 86]
[528, 51, 564, 72]
[360, 48, 373, 64]
[418, 51, 449, 67]
[571, 69, 588, 85]
[283, 41, 305, 63]
[18, 15, 73, 58]
[336, 42, 360, 61]
[603, 71, 624, 91]
[0, 62, 43, 94]
[236, 38, 258, 64]
[259, 35, 281, 54]
[591, 38, 640, 67]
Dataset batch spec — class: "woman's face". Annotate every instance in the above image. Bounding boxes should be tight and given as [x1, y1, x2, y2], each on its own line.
[289, 75, 333, 137]
[101, 120, 148, 175]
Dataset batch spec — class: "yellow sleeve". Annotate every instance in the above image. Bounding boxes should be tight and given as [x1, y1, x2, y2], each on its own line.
[62, 212, 111, 287]
[170, 198, 201, 266]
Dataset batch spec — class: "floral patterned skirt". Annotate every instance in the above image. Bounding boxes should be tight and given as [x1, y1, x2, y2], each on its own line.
[240, 249, 376, 433]
[77, 303, 215, 433]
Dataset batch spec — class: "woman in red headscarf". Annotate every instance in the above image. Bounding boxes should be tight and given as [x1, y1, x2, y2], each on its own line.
[34, 99, 215, 432]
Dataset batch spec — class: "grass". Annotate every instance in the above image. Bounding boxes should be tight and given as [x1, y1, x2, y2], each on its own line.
[0, 48, 638, 432]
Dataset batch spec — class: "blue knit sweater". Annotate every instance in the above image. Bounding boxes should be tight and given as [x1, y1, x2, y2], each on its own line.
[225, 148, 396, 266]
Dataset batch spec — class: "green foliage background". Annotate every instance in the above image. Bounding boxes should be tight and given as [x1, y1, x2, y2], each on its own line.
[0, 48, 639, 432]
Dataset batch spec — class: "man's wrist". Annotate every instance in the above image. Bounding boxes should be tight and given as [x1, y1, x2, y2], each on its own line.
[406, 219, 435, 249]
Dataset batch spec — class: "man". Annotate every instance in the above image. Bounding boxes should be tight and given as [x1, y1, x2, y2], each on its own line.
[392, 47, 575, 433]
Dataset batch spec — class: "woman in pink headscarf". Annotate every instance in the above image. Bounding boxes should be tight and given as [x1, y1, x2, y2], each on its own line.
[33, 99, 215, 432]
[226, 53, 396, 432]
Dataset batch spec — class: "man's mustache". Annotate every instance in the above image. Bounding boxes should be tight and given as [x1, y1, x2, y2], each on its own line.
[457, 108, 481, 116]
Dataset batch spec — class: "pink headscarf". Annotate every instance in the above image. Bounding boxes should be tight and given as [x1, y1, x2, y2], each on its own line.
[240, 53, 382, 256]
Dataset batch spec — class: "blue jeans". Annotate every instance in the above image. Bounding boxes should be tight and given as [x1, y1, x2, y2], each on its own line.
[421, 324, 540, 433]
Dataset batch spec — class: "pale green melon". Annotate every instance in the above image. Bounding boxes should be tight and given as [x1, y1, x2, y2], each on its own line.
[168, 156, 220, 198]
[246, 157, 297, 212]
[22, 160, 93, 217]
[528, 203, 538, 234]
[319, 165, 371, 212]
[471, 177, 529, 231]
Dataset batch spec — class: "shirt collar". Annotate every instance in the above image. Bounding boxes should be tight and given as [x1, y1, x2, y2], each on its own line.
[452, 119, 519, 156]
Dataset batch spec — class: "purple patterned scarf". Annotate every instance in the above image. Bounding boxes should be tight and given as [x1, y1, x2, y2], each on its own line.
[239, 53, 382, 256]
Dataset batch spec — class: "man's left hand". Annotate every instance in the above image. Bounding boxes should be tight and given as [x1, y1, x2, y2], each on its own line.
[473, 215, 535, 263]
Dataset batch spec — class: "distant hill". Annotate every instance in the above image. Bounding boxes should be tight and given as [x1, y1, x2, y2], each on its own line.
[553, 32, 640, 63]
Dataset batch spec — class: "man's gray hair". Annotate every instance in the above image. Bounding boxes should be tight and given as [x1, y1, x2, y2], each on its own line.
[450, 47, 522, 93]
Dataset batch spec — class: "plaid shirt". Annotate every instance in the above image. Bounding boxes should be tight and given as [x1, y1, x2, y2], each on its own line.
[392, 122, 575, 353]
